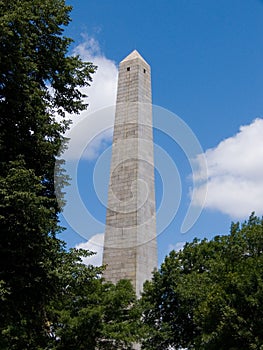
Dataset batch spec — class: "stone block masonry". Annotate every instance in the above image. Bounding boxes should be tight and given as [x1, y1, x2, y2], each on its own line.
[102, 50, 157, 297]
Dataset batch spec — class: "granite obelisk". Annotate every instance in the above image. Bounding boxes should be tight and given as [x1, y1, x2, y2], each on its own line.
[102, 50, 157, 296]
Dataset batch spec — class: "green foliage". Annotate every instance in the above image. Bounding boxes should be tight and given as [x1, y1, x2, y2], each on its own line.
[0, 0, 96, 177]
[46, 249, 139, 350]
[0, 0, 96, 348]
[0, 159, 64, 349]
[140, 214, 263, 350]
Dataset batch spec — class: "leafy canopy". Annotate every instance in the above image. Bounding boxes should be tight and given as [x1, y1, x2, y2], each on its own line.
[140, 214, 263, 350]
[0, 0, 96, 348]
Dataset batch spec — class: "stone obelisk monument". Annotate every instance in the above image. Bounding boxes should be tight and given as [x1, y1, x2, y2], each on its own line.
[103, 50, 157, 296]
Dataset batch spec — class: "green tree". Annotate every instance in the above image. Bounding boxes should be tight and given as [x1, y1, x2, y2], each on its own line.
[46, 249, 140, 350]
[0, 0, 96, 348]
[140, 214, 263, 350]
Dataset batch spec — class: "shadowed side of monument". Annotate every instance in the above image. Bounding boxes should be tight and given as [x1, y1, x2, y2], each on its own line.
[102, 50, 157, 297]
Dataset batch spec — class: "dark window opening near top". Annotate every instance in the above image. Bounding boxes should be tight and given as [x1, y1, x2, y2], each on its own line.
[143, 69, 146, 73]
[127, 67, 130, 71]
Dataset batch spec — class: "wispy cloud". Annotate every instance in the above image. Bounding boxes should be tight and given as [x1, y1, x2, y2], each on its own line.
[75, 233, 104, 266]
[72, 34, 118, 116]
[168, 242, 186, 252]
[63, 34, 118, 161]
[81, 128, 113, 160]
[193, 118, 263, 218]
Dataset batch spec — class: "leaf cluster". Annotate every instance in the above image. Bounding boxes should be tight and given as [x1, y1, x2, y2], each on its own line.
[140, 214, 263, 349]
[0, 0, 96, 348]
[46, 251, 139, 350]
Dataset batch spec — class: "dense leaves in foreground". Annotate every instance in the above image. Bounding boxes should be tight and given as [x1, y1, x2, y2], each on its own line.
[46, 249, 139, 350]
[140, 214, 263, 350]
[0, 0, 96, 348]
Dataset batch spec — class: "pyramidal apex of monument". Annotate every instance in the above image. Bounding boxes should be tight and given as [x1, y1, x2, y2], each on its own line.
[121, 49, 148, 65]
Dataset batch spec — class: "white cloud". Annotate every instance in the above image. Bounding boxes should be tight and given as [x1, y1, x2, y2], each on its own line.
[72, 34, 118, 116]
[81, 127, 113, 160]
[63, 34, 118, 160]
[168, 242, 186, 252]
[75, 233, 104, 266]
[193, 118, 263, 218]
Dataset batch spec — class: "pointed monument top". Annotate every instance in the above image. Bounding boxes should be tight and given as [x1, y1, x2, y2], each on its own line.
[121, 50, 149, 65]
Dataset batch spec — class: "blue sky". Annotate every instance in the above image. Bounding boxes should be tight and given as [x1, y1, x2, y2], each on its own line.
[58, 0, 263, 265]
